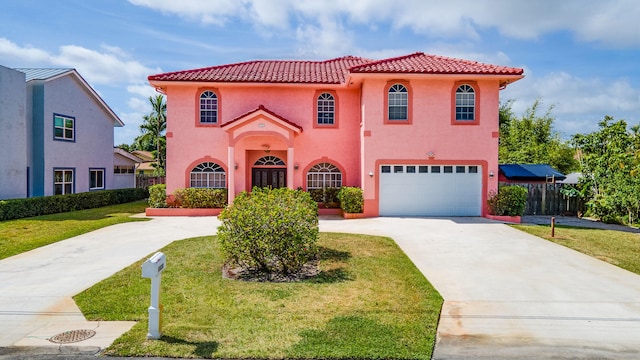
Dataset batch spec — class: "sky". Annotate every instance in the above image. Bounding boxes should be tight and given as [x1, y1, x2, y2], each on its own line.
[1, 0, 639, 146]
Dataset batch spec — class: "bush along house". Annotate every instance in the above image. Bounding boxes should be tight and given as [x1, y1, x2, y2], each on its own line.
[147, 52, 524, 217]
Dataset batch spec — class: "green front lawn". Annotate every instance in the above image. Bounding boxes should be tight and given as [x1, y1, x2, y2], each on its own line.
[75, 233, 443, 359]
[513, 224, 640, 275]
[0, 200, 149, 260]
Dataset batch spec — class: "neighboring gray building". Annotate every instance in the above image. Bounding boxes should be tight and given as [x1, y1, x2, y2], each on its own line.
[0, 67, 124, 199]
[0, 66, 28, 199]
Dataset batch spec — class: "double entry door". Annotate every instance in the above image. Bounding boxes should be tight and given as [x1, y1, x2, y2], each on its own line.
[252, 168, 286, 188]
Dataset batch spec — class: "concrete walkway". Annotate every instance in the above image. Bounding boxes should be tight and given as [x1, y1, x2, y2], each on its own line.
[1, 215, 640, 359]
[0, 216, 219, 351]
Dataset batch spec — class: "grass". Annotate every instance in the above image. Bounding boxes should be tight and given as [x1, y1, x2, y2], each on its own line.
[0, 200, 149, 260]
[512, 224, 640, 275]
[75, 233, 443, 359]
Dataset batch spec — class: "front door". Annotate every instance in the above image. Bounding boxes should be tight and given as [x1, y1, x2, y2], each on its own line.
[252, 168, 287, 188]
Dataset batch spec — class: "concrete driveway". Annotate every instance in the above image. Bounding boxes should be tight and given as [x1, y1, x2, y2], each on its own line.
[320, 217, 640, 359]
[1, 215, 640, 359]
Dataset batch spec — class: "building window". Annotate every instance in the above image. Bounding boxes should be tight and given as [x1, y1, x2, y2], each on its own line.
[114, 165, 134, 174]
[317, 93, 335, 125]
[307, 162, 342, 189]
[54, 114, 74, 141]
[388, 84, 408, 120]
[190, 162, 225, 188]
[455, 84, 475, 121]
[199, 91, 218, 124]
[54, 169, 74, 195]
[255, 156, 285, 166]
[89, 169, 105, 190]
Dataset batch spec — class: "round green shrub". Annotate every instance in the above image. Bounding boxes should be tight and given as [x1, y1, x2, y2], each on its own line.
[148, 184, 167, 208]
[487, 185, 528, 216]
[337, 186, 364, 213]
[217, 187, 319, 277]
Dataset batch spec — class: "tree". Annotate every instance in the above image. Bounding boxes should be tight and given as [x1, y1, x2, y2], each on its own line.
[572, 116, 640, 224]
[499, 98, 578, 174]
[138, 95, 167, 173]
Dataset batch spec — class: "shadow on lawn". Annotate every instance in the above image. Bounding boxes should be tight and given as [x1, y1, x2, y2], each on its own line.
[305, 246, 353, 284]
[159, 335, 220, 358]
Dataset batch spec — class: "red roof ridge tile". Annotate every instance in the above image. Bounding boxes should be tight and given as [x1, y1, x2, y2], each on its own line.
[348, 52, 423, 71]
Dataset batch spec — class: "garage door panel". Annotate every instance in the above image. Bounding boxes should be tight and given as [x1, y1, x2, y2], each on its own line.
[379, 164, 481, 216]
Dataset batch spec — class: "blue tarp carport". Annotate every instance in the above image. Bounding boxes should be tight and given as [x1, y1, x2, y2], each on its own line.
[499, 164, 566, 182]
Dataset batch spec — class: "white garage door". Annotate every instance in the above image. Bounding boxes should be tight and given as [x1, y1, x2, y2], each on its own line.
[379, 164, 482, 216]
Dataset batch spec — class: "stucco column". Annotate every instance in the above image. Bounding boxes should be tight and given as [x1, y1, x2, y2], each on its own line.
[228, 146, 235, 203]
[287, 147, 294, 188]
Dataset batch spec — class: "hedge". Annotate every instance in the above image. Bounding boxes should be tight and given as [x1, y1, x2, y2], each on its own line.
[0, 188, 148, 221]
[337, 186, 364, 213]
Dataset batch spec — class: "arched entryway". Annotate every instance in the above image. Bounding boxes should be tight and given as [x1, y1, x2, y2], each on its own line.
[252, 155, 286, 188]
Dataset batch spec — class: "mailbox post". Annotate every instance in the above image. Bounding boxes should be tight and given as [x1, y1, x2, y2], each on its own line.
[142, 252, 166, 340]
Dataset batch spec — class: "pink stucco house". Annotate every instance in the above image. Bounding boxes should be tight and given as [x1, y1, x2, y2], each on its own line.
[148, 52, 523, 217]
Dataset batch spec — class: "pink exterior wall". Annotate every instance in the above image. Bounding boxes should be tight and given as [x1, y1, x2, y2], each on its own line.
[165, 85, 362, 195]
[162, 76, 503, 216]
[359, 77, 500, 216]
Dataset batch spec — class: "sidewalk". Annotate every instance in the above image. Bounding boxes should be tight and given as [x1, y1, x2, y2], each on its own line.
[0, 216, 219, 350]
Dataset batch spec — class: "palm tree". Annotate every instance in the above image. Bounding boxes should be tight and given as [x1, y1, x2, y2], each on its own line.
[139, 95, 167, 173]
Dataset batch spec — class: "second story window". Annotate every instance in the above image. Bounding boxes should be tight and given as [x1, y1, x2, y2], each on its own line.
[388, 84, 408, 121]
[317, 93, 335, 125]
[54, 114, 75, 141]
[200, 90, 218, 124]
[455, 84, 475, 121]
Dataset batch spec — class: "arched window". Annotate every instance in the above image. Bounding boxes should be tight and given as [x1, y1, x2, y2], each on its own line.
[199, 91, 218, 124]
[254, 156, 285, 166]
[455, 84, 475, 121]
[388, 84, 408, 120]
[317, 92, 335, 125]
[190, 162, 225, 188]
[307, 162, 342, 189]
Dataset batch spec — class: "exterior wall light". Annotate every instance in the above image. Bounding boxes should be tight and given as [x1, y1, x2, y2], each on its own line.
[369, 171, 374, 177]
[489, 170, 494, 178]
[294, 163, 299, 170]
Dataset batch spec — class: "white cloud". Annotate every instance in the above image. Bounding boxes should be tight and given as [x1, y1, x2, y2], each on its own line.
[0, 38, 49, 62]
[128, 0, 640, 48]
[0, 38, 160, 85]
[127, 84, 159, 100]
[115, 110, 146, 145]
[501, 71, 640, 136]
[52, 45, 160, 85]
[295, 18, 355, 58]
[127, 0, 244, 25]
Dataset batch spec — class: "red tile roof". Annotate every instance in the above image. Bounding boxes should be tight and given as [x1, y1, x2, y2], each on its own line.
[149, 52, 523, 84]
[148, 56, 373, 84]
[349, 52, 524, 75]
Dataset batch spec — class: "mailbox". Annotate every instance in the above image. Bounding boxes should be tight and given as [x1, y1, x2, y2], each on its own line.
[142, 252, 166, 278]
[142, 252, 166, 339]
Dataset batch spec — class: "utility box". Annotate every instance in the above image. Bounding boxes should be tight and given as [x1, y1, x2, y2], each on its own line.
[142, 252, 166, 339]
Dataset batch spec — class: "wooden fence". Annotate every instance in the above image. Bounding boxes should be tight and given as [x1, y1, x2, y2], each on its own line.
[136, 175, 165, 189]
[500, 183, 584, 216]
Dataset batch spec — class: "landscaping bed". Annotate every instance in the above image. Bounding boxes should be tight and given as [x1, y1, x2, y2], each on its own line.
[74, 233, 443, 359]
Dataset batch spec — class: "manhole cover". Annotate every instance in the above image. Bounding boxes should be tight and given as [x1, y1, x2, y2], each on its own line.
[48, 329, 96, 344]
